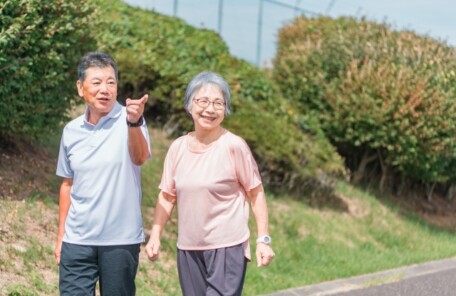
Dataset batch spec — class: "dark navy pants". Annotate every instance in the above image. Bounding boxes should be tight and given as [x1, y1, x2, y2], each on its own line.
[177, 243, 247, 296]
[59, 242, 140, 296]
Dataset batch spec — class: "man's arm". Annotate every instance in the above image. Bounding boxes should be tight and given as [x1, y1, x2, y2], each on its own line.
[128, 124, 150, 165]
[126, 94, 150, 165]
[55, 177, 72, 265]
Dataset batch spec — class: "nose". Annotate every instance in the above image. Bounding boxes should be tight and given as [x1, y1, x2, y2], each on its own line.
[99, 82, 109, 93]
[207, 103, 216, 111]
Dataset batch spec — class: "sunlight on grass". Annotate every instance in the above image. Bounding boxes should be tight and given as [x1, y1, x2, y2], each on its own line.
[122, 130, 456, 295]
[243, 181, 456, 295]
[141, 128, 171, 208]
[4, 128, 456, 295]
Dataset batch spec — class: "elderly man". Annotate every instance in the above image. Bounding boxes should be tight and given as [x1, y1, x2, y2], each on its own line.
[55, 51, 150, 295]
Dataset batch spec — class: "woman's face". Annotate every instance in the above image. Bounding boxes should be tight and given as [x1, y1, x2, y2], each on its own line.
[189, 84, 226, 131]
[77, 66, 117, 123]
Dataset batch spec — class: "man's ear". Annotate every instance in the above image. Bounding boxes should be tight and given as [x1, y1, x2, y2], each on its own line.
[76, 80, 83, 97]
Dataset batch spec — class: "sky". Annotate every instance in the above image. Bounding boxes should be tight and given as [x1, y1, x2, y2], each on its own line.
[123, 0, 455, 67]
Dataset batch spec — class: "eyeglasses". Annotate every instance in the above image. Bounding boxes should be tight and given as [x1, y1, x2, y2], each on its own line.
[193, 98, 226, 110]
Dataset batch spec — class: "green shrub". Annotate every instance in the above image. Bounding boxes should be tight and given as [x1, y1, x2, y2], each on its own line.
[89, 0, 344, 195]
[0, 0, 97, 139]
[273, 16, 456, 191]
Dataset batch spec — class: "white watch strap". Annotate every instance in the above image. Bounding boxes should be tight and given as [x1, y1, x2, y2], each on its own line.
[256, 235, 271, 244]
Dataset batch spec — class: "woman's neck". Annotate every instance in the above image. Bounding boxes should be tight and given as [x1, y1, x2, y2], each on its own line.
[191, 126, 224, 149]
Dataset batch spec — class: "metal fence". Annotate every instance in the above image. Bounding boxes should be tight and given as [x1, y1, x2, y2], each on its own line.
[124, 0, 327, 67]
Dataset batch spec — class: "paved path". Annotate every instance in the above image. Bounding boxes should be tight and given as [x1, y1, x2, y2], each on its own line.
[262, 257, 456, 296]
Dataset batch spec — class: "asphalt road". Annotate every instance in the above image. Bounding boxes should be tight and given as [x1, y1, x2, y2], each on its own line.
[333, 267, 456, 296]
[263, 257, 456, 296]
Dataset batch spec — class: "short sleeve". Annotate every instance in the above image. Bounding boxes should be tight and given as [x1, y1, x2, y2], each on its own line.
[56, 129, 74, 178]
[159, 138, 183, 196]
[229, 135, 262, 191]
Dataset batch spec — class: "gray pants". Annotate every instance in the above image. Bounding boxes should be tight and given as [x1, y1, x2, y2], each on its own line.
[177, 244, 248, 296]
[59, 242, 140, 296]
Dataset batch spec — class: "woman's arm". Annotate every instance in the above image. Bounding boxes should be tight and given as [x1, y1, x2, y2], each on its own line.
[248, 184, 275, 267]
[145, 190, 177, 260]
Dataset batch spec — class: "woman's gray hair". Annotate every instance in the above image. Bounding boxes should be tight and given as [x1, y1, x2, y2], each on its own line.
[77, 51, 118, 82]
[184, 71, 231, 116]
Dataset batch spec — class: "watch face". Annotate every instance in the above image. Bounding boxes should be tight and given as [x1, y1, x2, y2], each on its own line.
[257, 235, 272, 244]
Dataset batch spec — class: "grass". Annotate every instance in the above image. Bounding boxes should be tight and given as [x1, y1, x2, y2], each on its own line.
[242, 182, 456, 295]
[3, 127, 456, 295]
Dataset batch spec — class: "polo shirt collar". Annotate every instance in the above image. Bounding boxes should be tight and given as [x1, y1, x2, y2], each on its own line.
[83, 101, 123, 126]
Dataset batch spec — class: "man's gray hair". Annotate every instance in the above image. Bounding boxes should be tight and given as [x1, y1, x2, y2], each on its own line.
[77, 51, 118, 82]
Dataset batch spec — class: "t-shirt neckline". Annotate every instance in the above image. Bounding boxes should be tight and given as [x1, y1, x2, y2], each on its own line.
[185, 129, 227, 154]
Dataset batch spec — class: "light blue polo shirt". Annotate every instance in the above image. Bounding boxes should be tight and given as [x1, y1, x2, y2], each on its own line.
[56, 102, 151, 246]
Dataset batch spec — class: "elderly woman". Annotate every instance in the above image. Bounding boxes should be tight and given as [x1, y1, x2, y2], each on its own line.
[145, 71, 275, 295]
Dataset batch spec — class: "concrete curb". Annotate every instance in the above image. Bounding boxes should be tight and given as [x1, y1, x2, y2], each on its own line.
[262, 256, 456, 296]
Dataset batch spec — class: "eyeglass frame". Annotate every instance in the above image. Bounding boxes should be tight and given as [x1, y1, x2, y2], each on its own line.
[193, 98, 226, 110]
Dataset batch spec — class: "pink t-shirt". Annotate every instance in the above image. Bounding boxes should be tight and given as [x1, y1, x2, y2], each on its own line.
[160, 129, 262, 259]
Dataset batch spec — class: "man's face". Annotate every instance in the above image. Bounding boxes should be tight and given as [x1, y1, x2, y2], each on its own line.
[77, 66, 117, 122]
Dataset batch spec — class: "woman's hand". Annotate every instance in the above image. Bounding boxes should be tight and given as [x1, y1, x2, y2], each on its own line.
[145, 237, 161, 261]
[256, 243, 275, 267]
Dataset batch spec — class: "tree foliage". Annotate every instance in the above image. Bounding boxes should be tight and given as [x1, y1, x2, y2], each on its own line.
[89, 0, 345, 196]
[0, 0, 96, 139]
[273, 16, 456, 192]
[0, 0, 344, 196]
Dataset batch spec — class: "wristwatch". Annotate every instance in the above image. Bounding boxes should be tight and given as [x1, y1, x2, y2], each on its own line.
[126, 115, 144, 127]
[256, 235, 272, 245]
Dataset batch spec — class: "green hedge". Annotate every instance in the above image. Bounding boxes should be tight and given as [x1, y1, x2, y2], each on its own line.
[273, 16, 456, 191]
[0, 0, 344, 196]
[0, 0, 96, 139]
[90, 0, 344, 196]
